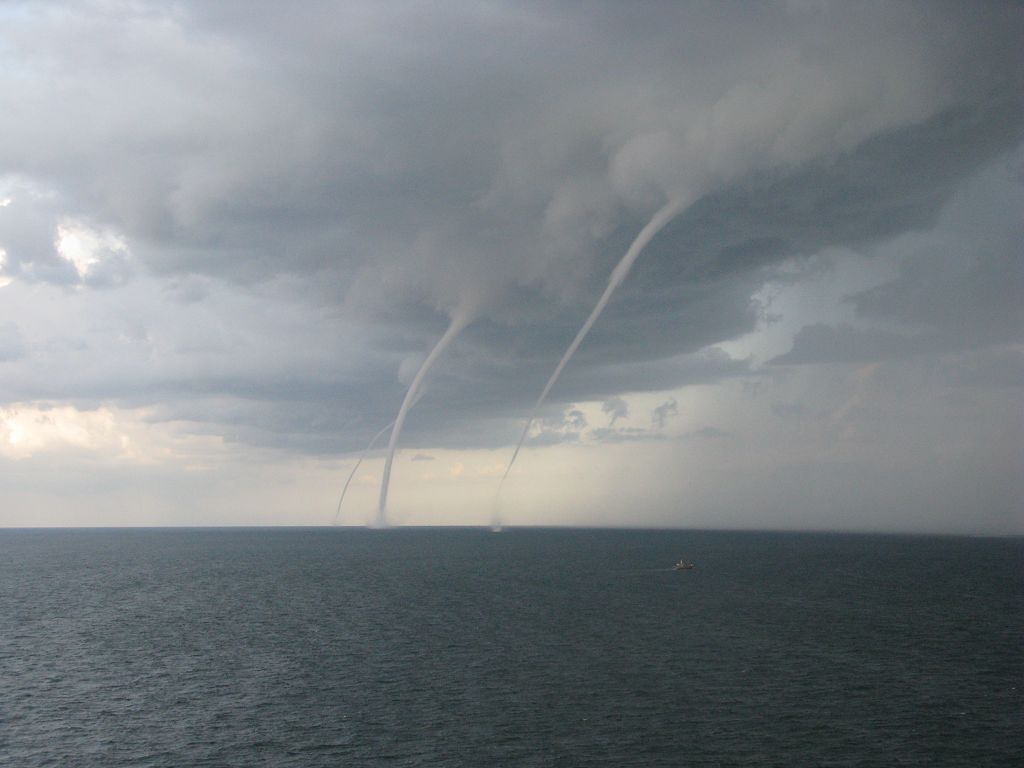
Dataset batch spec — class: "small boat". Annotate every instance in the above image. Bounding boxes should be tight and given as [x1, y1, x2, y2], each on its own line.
[673, 560, 695, 570]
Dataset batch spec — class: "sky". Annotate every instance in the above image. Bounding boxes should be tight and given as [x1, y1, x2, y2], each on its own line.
[0, 0, 1021, 533]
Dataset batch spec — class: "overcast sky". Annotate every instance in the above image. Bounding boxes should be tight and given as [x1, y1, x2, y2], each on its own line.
[1, 0, 1021, 533]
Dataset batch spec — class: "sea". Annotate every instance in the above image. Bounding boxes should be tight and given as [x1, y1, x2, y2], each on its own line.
[1, 528, 1020, 767]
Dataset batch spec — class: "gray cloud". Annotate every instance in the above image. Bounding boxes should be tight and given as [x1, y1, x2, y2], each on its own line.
[564, 409, 588, 431]
[651, 399, 679, 430]
[0, 0, 1021, 461]
[772, 146, 1024, 367]
[771, 324, 922, 366]
[601, 396, 629, 426]
[848, 157, 1024, 349]
[0, 193, 77, 285]
[948, 348, 1024, 391]
[0, 322, 26, 362]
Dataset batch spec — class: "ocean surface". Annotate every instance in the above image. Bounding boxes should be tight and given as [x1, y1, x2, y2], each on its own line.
[1, 528, 1020, 767]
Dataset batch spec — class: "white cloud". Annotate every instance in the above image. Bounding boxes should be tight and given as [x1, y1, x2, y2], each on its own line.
[0, 403, 226, 467]
[55, 220, 130, 280]
[0, 404, 128, 460]
[0, 249, 10, 287]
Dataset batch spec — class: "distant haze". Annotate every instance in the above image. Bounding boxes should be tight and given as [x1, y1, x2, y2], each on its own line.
[0, 1, 1021, 533]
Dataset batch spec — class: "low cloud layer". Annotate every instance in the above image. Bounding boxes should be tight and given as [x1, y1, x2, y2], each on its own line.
[0, 1, 1021, 530]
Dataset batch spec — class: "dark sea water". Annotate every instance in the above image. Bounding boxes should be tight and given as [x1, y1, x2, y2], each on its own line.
[1, 528, 1021, 767]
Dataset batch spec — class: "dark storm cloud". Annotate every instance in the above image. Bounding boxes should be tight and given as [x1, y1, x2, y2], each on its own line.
[948, 348, 1024, 391]
[771, 324, 921, 365]
[773, 145, 1024, 366]
[1, 0, 1022, 454]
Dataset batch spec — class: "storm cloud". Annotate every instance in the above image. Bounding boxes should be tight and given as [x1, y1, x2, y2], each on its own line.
[0, 1, 1021, 530]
